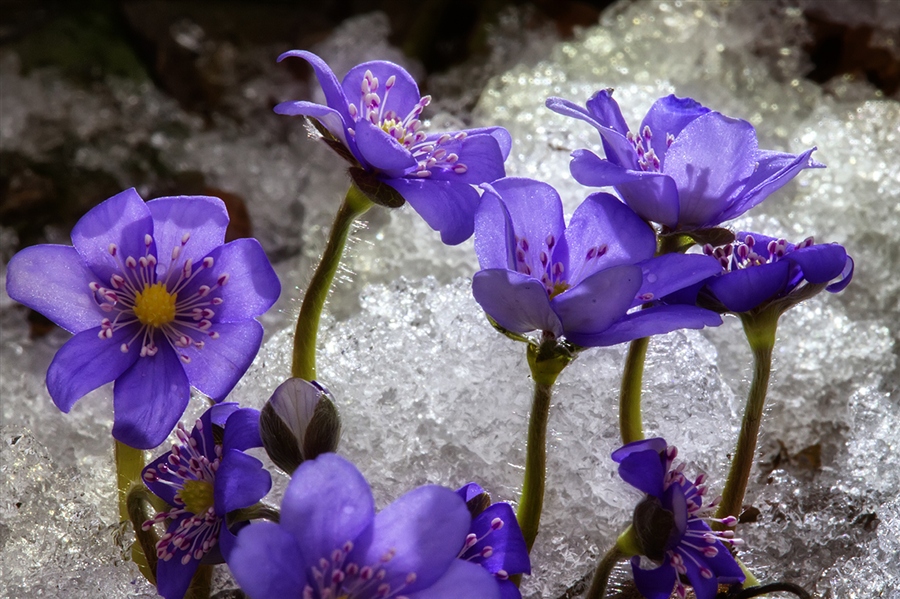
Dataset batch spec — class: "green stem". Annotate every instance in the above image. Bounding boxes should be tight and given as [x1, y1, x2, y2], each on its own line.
[516, 338, 571, 554]
[291, 185, 373, 381]
[115, 440, 154, 582]
[619, 336, 649, 444]
[716, 309, 779, 522]
[586, 545, 625, 599]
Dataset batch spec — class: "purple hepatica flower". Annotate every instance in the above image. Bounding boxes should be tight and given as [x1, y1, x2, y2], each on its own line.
[456, 483, 530, 599]
[274, 50, 512, 245]
[613, 438, 744, 599]
[700, 232, 854, 313]
[471, 177, 723, 347]
[5, 189, 281, 449]
[546, 91, 822, 231]
[229, 453, 500, 599]
[142, 403, 271, 599]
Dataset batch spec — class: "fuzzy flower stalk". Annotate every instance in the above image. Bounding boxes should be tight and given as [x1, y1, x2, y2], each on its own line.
[588, 438, 744, 599]
[274, 51, 511, 381]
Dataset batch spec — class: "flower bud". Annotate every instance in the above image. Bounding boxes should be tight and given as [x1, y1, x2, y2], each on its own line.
[259, 378, 341, 474]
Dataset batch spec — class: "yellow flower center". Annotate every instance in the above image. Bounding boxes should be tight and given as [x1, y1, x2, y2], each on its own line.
[133, 282, 177, 327]
[548, 281, 570, 299]
[178, 479, 215, 515]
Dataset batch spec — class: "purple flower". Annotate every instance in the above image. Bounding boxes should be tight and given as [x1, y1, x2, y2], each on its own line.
[142, 403, 272, 599]
[546, 91, 821, 231]
[5, 189, 281, 448]
[613, 438, 744, 599]
[229, 453, 500, 599]
[471, 177, 723, 347]
[700, 232, 854, 313]
[456, 483, 531, 599]
[274, 50, 512, 245]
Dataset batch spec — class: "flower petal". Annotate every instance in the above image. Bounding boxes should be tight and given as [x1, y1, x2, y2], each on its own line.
[408, 560, 501, 599]
[497, 579, 523, 599]
[147, 196, 229, 277]
[569, 150, 680, 228]
[350, 485, 470, 594]
[615, 448, 666, 497]
[474, 191, 516, 271]
[46, 325, 138, 413]
[472, 269, 563, 336]
[679, 546, 718, 599]
[155, 527, 201, 599]
[222, 407, 263, 453]
[787, 244, 848, 284]
[551, 265, 643, 336]
[563, 192, 656, 284]
[426, 132, 507, 184]
[386, 177, 480, 245]
[663, 112, 758, 228]
[71, 188, 154, 284]
[567, 304, 722, 347]
[280, 453, 375, 564]
[704, 261, 791, 313]
[639, 95, 710, 168]
[471, 502, 531, 576]
[229, 520, 308, 599]
[278, 50, 352, 124]
[827, 255, 854, 293]
[585, 89, 630, 135]
[6, 244, 106, 333]
[460, 126, 513, 160]
[342, 61, 421, 125]
[112, 345, 190, 449]
[214, 449, 272, 514]
[547, 94, 635, 167]
[274, 101, 352, 149]
[180, 320, 264, 401]
[182, 238, 280, 322]
[631, 556, 677, 599]
[354, 118, 418, 175]
[634, 254, 723, 306]
[456, 482, 487, 503]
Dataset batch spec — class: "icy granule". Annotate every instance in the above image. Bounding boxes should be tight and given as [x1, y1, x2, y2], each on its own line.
[231, 276, 738, 598]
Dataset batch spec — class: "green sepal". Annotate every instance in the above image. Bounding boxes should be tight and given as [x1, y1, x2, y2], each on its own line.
[308, 117, 358, 166]
[126, 484, 159, 585]
[349, 167, 406, 208]
[614, 524, 642, 558]
[485, 314, 532, 344]
[526, 334, 576, 387]
[659, 227, 735, 254]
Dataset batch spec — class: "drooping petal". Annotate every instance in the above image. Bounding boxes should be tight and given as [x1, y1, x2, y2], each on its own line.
[630, 556, 677, 599]
[222, 407, 263, 454]
[229, 520, 308, 599]
[719, 147, 821, 222]
[474, 191, 516, 271]
[482, 178, 568, 276]
[214, 449, 272, 514]
[826, 255, 854, 293]
[704, 261, 791, 313]
[354, 118, 418, 175]
[155, 532, 202, 599]
[585, 89, 630, 135]
[111, 345, 190, 449]
[180, 320, 264, 401]
[633, 253, 723, 307]
[546, 95, 636, 168]
[472, 269, 563, 336]
[280, 453, 375, 565]
[349, 485, 470, 594]
[425, 133, 507, 184]
[342, 61, 421, 124]
[71, 188, 154, 284]
[471, 502, 531, 576]
[6, 245, 107, 333]
[663, 113, 758, 228]
[147, 196, 228, 278]
[787, 244, 848, 284]
[386, 177, 480, 245]
[277, 50, 352, 124]
[563, 192, 656, 284]
[274, 101, 352, 150]
[407, 560, 501, 599]
[551, 265, 643, 336]
[567, 304, 722, 347]
[181, 238, 280, 322]
[46, 325, 139, 413]
[615, 448, 666, 497]
[569, 150, 680, 228]
[639, 95, 710, 167]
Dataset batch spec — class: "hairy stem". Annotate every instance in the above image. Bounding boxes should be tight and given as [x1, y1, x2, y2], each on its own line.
[716, 309, 779, 521]
[292, 185, 373, 381]
[585, 545, 626, 599]
[619, 336, 649, 444]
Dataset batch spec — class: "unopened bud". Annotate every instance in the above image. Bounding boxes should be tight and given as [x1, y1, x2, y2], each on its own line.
[259, 378, 341, 474]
